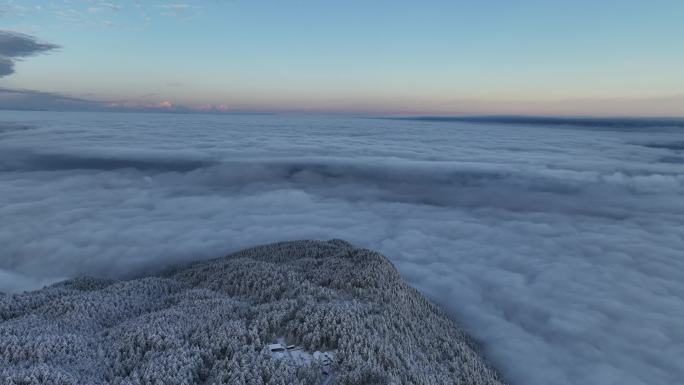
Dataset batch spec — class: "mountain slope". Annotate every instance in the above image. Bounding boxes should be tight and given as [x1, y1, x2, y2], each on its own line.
[0, 240, 506, 385]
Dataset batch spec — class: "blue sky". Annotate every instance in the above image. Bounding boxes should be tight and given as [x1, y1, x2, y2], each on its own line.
[1, 0, 683, 115]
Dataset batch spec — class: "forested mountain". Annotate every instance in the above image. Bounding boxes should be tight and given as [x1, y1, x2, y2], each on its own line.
[1, 240, 505, 385]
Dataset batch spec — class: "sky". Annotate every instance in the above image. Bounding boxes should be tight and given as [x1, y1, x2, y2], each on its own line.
[1, 0, 684, 115]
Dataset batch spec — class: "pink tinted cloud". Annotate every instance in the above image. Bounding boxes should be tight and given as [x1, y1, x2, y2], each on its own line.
[198, 104, 230, 112]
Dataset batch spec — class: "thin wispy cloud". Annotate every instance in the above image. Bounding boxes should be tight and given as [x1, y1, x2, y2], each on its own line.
[0, 1, 42, 17]
[160, 3, 203, 18]
[88, 3, 121, 13]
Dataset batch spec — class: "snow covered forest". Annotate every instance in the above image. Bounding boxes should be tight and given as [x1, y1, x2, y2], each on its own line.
[0, 240, 505, 385]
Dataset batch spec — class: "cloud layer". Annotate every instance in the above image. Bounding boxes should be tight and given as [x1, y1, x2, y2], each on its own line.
[0, 112, 683, 385]
[0, 87, 106, 110]
[0, 30, 59, 77]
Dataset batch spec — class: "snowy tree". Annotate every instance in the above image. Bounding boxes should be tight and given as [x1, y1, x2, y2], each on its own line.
[0, 240, 505, 385]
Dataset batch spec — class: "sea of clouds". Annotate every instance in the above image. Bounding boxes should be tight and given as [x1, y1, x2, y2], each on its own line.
[1, 111, 683, 385]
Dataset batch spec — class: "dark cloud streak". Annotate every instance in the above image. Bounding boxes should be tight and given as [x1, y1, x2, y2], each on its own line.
[391, 115, 684, 129]
[0, 56, 13, 76]
[0, 87, 105, 111]
[0, 30, 59, 77]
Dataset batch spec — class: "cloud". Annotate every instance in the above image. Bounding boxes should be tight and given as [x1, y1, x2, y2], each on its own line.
[0, 31, 58, 57]
[394, 115, 684, 129]
[0, 87, 105, 110]
[0, 56, 13, 76]
[160, 3, 203, 17]
[0, 30, 59, 77]
[0, 268, 63, 294]
[0, 114, 683, 385]
[0, 87, 227, 113]
[0, 3, 43, 17]
[88, 3, 121, 13]
[0, 86, 251, 114]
